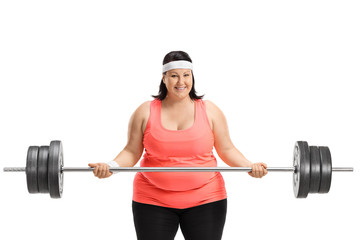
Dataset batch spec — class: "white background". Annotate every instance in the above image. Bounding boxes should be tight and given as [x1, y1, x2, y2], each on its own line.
[0, 1, 359, 239]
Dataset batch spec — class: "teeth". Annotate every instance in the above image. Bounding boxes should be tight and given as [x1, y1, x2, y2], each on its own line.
[176, 87, 185, 90]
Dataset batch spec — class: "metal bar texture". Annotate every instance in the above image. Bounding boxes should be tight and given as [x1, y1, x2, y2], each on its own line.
[63, 167, 295, 172]
[3, 166, 354, 172]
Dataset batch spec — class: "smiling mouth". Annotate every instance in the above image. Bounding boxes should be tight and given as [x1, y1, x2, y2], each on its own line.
[175, 87, 186, 90]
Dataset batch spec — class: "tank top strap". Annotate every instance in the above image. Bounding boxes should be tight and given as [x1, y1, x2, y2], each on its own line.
[144, 99, 161, 134]
[151, 98, 162, 123]
[195, 99, 212, 131]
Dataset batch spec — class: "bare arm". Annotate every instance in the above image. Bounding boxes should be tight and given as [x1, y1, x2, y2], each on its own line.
[205, 100, 267, 178]
[205, 100, 252, 167]
[89, 101, 150, 178]
[112, 101, 150, 167]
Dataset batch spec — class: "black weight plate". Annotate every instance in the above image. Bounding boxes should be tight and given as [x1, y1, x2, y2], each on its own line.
[318, 146, 332, 193]
[26, 146, 40, 193]
[48, 141, 64, 198]
[37, 146, 49, 193]
[309, 146, 321, 193]
[293, 141, 311, 198]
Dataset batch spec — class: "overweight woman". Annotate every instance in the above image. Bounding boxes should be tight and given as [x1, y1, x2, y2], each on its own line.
[89, 51, 267, 240]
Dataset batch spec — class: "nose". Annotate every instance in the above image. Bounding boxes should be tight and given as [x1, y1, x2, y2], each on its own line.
[177, 76, 186, 84]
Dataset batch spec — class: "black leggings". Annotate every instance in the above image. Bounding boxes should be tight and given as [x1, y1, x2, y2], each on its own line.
[132, 199, 227, 240]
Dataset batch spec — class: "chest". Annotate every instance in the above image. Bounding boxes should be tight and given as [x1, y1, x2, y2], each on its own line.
[161, 106, 195, 131]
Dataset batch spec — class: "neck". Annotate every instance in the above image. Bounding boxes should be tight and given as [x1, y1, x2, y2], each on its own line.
[162, 95, 194, 107]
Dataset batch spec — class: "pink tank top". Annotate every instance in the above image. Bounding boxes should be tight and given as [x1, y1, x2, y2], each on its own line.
[132, 99, 227, 209]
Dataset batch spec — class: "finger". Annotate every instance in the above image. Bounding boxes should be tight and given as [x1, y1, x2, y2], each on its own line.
[256, 164, 262, 178]
[94, 165, 99, 177]
[255, 164, 260, 178]
[89, 163, 98, 176]
[98, 165, 104, 178]
[257, 163, 265, 177]
[100, 165, 107, 178]
[104, 165, 110, 178]
[103, 165, 109, 178]
[257, 165, 262, 178]
[260, 162, 267, 169]
[254, 164, 260, 178]
[259, 166, 265, 178]
[251, 165, 256, 178]
[106, 165, 112, 177]
[263, 166, 268, 176]
[88, 163, 97, 170]
[103, 165, 110, 178]
[258, 166, 263, 178]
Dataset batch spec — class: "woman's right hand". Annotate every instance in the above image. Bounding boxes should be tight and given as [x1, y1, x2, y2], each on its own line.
[88, 163, 113, 179]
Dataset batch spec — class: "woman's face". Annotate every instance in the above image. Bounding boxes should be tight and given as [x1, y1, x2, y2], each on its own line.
[163, 68, 193, 100]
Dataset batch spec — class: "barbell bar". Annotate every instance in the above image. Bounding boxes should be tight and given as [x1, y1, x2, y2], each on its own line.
[3, 167, 354, 172]
[3, 140, 354, 199]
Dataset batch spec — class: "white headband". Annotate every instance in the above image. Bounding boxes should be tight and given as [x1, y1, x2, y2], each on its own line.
[162, 60, 193, 73]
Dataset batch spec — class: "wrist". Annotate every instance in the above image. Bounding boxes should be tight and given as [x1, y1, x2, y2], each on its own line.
[107, 160, 119, 174]
[107, 160, 119, 167]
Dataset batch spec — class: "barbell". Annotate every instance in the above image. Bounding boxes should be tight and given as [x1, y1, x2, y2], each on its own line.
[3, 140, 353, 199]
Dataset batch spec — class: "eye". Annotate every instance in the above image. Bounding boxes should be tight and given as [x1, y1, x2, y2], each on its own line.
[184, 74, 190, 77]
[171, 75, 178, 78]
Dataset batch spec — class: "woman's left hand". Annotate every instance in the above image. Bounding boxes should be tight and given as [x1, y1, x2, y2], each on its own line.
[248, 162, 268, 178]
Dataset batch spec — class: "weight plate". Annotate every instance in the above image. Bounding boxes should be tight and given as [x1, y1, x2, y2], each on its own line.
[309, 146, 321, 193]
[26, 146, 40, 193]
[318, 146, 332, 193]
[293, 141, 311, 198]
[48, 141, 64, 198]
[38, 146, 49, 193]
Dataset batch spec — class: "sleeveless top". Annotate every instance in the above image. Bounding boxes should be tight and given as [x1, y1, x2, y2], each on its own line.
[132, 99, 227, 209]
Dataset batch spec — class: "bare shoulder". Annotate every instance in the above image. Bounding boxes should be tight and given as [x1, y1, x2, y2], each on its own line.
[131, 101, 151, 122]
[130, 101, 151, 133]
[203, 100, 223, 116]
[203, 100, 226, 130]
[135, 101, 151, 115]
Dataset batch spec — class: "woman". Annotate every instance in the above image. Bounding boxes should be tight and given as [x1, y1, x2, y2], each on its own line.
[89, 51, 268, 240]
